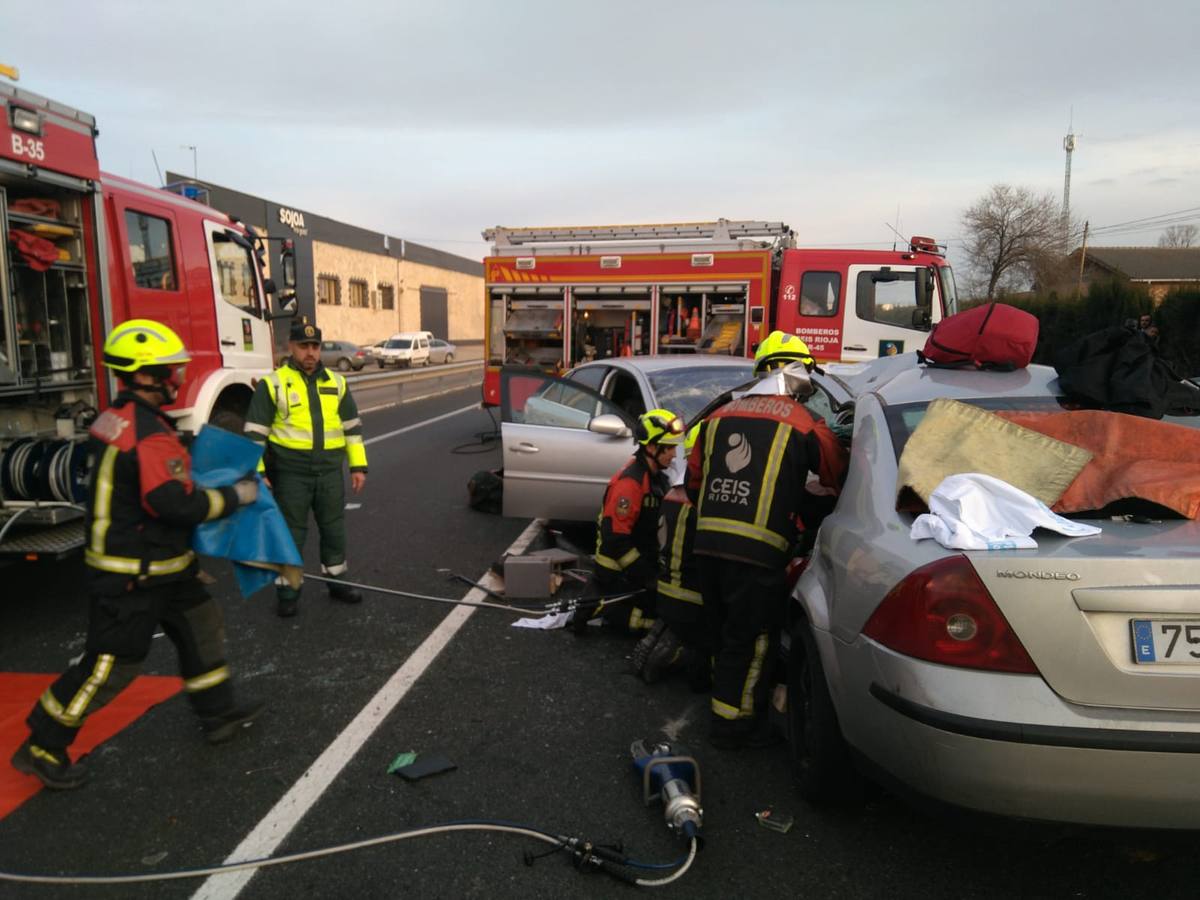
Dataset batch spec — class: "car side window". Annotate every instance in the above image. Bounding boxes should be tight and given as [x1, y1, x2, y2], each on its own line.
[567, 365, 607, 393]
[804, 386, 834, 424]
[502, 370, 626, 429]
[604, 371, 646, 419]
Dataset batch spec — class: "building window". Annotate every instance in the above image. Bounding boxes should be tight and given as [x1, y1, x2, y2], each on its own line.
[318, 274, 340, 305]
[379, 283, 395, 310]
[124, 210, 177, 290]
[348, 279, 369, 309]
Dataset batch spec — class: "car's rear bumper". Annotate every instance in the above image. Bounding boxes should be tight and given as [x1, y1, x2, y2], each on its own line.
[826, 634, 1200, 829]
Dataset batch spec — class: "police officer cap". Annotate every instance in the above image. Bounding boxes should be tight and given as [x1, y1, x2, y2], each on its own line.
[290, 320, 322, 344]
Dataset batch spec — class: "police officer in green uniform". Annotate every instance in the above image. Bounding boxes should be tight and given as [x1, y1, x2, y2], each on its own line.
[244, 320, 368, 617]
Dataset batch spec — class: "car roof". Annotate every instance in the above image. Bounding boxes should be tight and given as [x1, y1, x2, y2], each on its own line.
[820, 353, 1061, 405]
[574, 355, 756, 376]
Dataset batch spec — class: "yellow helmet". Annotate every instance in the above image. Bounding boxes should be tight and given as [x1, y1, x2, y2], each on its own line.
[754, 330, 814, 375]
[636, 408, 685, 447]
[102, 319, 191, 373]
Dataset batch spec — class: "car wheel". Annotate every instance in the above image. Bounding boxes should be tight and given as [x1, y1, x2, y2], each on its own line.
[444, 353, 454, 364]
[788, 620, 858, 804]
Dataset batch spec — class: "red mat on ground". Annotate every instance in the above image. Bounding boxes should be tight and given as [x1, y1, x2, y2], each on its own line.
[0, 673, 182, 819]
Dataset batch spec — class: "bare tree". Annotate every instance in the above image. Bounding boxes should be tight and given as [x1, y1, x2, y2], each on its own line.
[961, 184, 1064, 298]
[1158, 224, 1199, 248]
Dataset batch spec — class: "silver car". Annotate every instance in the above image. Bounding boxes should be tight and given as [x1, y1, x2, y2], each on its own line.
[784, 353, 1200, 828]
[500, 356, 756, 520]
[429, 338, 457, 365]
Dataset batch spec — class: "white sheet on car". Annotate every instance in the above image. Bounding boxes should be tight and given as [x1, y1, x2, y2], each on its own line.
[911, 473, 1102, 550]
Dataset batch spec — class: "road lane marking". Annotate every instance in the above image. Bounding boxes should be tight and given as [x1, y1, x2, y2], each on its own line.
[358, 380, 482, 415]
[190, 518, 545, 900]
[362, 403, 478, 445]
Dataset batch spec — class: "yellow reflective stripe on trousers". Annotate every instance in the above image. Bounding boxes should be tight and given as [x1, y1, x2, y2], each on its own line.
[65, 653, 115, 721]
[85, 548, 195, 576]
[184, 665, 229, 693]
[755, 423, 790, 528]
[38, 686, 80, 727]
[696, 517, 789, 552]
[666, 503, 690, 588]
[739, 633, 769, 717]
[89, 445, 119, 554]
[657, 580, 702, 604]
[204, 488, 225, 521]
[595, 546, 640, 572]
[711, 698, 741, 720]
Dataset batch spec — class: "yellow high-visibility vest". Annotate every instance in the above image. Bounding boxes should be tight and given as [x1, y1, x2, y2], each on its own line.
[258, 366, 367, 469]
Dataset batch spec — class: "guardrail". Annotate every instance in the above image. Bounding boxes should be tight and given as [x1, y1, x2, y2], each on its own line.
[346, 359, 482, 388]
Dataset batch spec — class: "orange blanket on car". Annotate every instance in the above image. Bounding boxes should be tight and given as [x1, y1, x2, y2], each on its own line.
[998, 410, 1200, 519]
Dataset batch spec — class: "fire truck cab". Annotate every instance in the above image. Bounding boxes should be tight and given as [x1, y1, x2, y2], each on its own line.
[0, 74, 293, 560]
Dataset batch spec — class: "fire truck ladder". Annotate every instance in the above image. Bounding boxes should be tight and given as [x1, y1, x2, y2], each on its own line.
[483, 219, 794, 253]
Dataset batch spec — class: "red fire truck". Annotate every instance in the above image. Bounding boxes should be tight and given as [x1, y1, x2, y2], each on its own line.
[480, 220, 958, 406]
[0, 73, 294, 560]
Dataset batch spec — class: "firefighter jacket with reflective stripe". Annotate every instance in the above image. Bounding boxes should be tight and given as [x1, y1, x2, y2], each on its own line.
[657, 489, 701, 605]
[243, 359, 367, 472]
[84, 393, 240, 588]
[595, 453, 667, 581]
[686, 394, 847, 569]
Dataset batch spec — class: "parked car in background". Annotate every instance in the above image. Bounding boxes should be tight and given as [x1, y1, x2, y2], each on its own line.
[320, 340, 368, 371]
[499, 355, 757, 520]
[781, 353, 1200, 829]
[377, 331, 432, 368]
[429, 338, 457, 364]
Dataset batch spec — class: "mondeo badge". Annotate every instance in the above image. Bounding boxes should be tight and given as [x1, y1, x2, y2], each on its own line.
[996, 570, 1081, 581]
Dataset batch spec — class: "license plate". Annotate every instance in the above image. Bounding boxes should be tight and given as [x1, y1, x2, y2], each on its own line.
[1131, 619, 1200, 665]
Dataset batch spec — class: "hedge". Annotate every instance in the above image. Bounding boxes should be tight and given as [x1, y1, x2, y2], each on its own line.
[962, 280, 1199, 377]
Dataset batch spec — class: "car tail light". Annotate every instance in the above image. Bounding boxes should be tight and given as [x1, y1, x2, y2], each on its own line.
[862, 555, 1039, 674]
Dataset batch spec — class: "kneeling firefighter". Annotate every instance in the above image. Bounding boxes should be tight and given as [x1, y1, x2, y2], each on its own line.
[686, 332, 848, 750]
[573, 408, 686, 633]
[13, 319, 263, 790]
[631, 424, 710, 688]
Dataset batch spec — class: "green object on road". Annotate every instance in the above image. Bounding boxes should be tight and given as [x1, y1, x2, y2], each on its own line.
[387, 751, 418, 774]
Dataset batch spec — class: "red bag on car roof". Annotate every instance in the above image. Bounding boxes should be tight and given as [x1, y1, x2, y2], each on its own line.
[918, 302, 1039, 371]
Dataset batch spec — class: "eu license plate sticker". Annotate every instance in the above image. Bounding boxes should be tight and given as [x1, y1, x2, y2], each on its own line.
[1131, 619, 1200, 665]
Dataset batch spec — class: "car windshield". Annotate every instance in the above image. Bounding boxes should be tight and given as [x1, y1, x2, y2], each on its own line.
[386, 338, 412, 349]
[648, 363, 757, 423]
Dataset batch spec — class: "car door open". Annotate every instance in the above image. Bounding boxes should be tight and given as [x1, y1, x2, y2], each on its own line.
[500, 367, 636, 520]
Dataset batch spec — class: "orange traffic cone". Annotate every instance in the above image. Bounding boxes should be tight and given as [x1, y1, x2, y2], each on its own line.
[686, 308, 701, 340]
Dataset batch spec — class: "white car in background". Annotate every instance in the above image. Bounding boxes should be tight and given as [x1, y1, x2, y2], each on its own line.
[377, 331, 432, 368]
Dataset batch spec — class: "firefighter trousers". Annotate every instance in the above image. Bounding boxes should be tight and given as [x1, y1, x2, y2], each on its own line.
[26, 576, 235, 752]
[587, 565, 657, 632]
[699, 556, 787, 726]
[270, 459, 347, 597]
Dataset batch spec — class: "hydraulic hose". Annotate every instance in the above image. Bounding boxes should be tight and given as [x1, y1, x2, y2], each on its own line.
[0, 821, 695, 889]
[302, 572, 639, 616]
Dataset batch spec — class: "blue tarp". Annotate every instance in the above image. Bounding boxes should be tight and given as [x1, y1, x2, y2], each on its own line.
[190, 426, 302, 598]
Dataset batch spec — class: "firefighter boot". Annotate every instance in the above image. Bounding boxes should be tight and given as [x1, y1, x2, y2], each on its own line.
[326, 575, 363, 604]
[201, 700, 265, 745]
[11, 739, 88, 790]
[631, 621, 684, 683]
[276, 585, 300, 618]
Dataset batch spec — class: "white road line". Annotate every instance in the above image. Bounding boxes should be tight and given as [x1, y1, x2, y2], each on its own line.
[358, 380, 482, 415]
[362, 404, 478, 446]
[191, 518, 546, 900]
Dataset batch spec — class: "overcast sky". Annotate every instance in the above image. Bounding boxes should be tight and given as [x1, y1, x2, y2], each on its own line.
[5, 1, 1198, 273]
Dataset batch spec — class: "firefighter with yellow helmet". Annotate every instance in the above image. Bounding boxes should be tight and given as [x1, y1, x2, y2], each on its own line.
[685, 331, 848, 749]
[243, 319, 368, 617]
[12, 319, 263, 790]
[573, 408, 685, 633]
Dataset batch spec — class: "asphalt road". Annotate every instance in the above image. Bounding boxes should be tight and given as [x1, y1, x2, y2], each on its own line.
[1, 382, 1197, 899]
